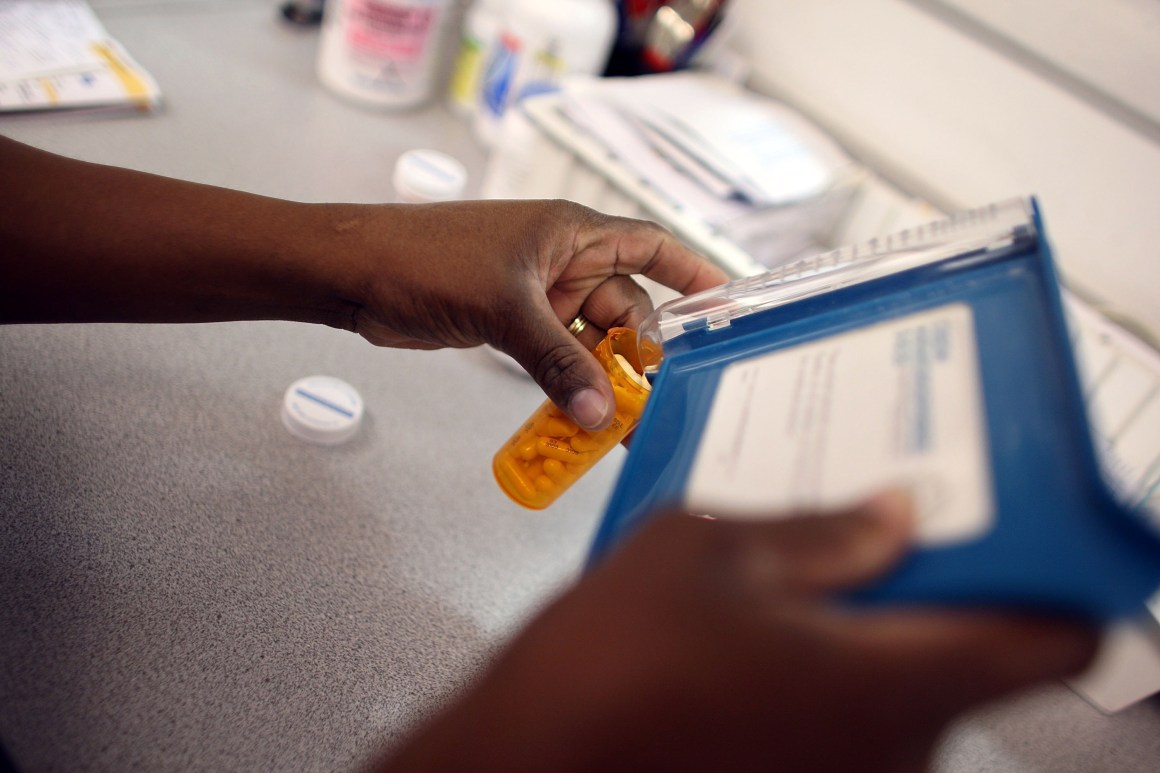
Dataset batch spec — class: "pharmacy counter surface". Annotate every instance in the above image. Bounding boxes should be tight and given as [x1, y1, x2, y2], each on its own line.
[1, 2, 1156, 771]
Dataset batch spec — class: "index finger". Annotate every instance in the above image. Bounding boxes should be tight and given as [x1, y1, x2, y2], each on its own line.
[608, 218, 731, 295]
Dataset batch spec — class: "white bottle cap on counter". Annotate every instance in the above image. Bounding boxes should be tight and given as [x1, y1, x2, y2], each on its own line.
[281, 375, 364, 445]
[392, 149, 468, 203]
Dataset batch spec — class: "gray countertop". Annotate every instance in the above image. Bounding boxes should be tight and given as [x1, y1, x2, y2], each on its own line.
[1, 2, 1156, 771]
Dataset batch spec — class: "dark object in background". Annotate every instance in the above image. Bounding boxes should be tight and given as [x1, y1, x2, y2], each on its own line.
[605, 0, 727, 76]
[280, 0, 326, 26]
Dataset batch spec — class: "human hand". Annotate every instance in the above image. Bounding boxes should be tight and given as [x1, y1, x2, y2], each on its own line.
[379, 493, 1098, 773]
[0, 138, 724, 431]
[339, 199, 728, 430]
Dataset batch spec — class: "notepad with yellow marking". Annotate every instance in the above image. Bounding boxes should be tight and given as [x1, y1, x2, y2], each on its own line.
[0, 1, 161, 113]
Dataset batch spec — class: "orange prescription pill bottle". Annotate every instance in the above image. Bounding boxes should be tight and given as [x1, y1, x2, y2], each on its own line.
[493, 327, 654, 509]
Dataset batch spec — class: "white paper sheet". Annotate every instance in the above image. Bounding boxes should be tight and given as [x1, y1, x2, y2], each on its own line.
[0, 0, 160, 112]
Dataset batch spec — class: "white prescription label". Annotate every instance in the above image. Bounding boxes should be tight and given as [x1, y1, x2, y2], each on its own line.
[685, 302, 993, 545]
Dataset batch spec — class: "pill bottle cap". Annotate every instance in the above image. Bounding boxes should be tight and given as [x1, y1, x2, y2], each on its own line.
[392, 149, 468, 203]
[281, 375, 364, 445]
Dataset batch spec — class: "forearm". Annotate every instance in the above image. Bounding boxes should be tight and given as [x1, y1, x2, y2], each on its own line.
[2, 135, 732, 423]
[0, 135, 370, 328]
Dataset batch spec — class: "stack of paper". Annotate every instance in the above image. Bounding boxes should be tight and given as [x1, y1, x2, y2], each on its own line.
[1065, 291, 1160, 713]
[1067, 293, 1160, 530]
[0, 0, 160, 113]
[554, 72, 860, 268]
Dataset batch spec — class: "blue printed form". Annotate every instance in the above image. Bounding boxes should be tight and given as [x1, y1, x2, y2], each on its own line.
[590, 199, 1160, 620]
[685, 303, 993, 547]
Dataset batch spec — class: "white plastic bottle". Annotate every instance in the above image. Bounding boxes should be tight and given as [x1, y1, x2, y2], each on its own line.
[446, 0, 510, 118]
[474, 0, 616, 147]
[317, 0, 455, 110]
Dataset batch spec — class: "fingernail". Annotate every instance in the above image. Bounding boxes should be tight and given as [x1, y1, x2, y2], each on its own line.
[569, 388, 610, 430]
[862, 488, 916, 531]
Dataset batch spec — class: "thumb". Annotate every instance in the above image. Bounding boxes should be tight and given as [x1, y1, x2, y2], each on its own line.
[727, 490, 917, 596]
[506, 309, 615, 431]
